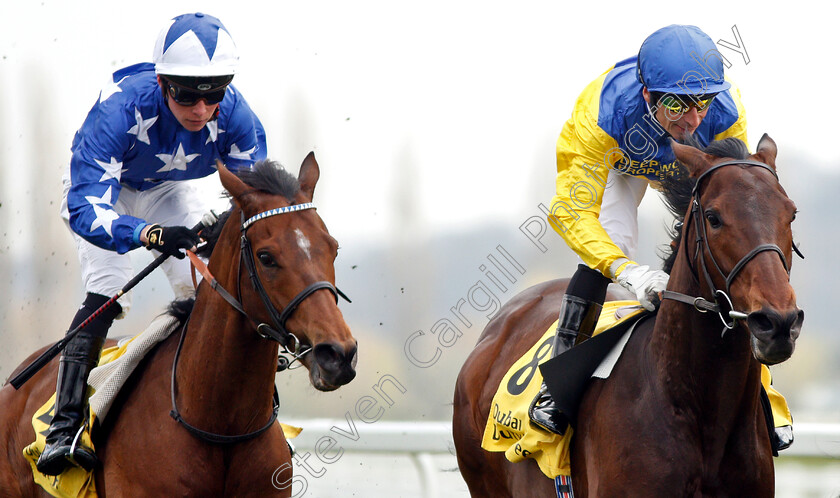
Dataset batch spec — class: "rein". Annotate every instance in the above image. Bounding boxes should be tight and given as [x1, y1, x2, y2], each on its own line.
[186, 251, 311, 368]
[169, 314, 281, 444]
[187, 203, 350, 366]
[239, 204, 351, 360]
[662, 159, 802, 334]
[170, 202, 349, 444]
[240, 209, 345, 354]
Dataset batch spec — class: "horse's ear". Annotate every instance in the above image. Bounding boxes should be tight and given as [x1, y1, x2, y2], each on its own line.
[671, 140, 715, 177]
[217, 160, 250, 200]
[299, 152, 320, 201]
[754, 133, 778, 169]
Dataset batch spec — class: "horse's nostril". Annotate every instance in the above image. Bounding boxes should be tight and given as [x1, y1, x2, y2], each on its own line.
[312, 342, 357, 386]
[313, 343, 357, 370]
[747, 311, 775, 335]
[313, 343, 342, 367]
[748, 308, 802, 339]
[347, 344, 359, 369]
[791, 309, 805, 330]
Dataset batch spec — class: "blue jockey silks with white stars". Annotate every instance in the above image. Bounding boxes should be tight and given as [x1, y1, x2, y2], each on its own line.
[65, 62, 266, 254]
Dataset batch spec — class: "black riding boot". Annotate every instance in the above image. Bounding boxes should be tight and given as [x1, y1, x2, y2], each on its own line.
[36, 293, 120, 476]
[529, 265, 609, 435]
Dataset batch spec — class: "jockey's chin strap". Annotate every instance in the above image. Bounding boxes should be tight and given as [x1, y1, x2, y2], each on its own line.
[662, 159, 803, 335]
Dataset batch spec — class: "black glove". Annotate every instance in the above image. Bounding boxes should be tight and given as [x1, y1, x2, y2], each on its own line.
[144, 224, 200, 259]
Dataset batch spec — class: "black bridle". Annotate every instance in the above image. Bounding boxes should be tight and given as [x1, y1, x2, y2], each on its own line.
[201, 202, 350, 361]
[170, 202, 350, 444]
[663, 159, 803, 333]
[241, 209, 342, 358]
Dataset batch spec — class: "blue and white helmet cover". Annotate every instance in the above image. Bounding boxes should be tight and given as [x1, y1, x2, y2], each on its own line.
[153, 12, 239, 76]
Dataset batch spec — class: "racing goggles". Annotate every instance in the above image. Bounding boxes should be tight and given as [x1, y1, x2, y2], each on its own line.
[656, 93, 716, 114]
[162, 76, 231, 106]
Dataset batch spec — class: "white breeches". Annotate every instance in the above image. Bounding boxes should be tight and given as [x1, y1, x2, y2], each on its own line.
[61, 177, 208, 315]
[575, 170, 650, 270]
[598, 170, 649, 260]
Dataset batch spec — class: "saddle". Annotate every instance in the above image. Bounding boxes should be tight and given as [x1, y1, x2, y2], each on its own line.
[480, 301, 646, 478]
[481, 301, 793, 480]
[22, 315, 302, 498]
[539, 309, 653, 428]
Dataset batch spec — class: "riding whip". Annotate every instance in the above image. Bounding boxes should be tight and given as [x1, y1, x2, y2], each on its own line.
[9, 217, 213, 390]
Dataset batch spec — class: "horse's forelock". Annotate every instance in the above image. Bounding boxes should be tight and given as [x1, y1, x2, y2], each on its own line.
[235, 160, 301, 201]
[702, 137, 750, 161]
[195, 160, 300, 258]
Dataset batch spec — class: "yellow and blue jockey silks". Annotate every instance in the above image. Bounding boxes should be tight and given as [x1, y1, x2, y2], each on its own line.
[548, 55, 748, 277]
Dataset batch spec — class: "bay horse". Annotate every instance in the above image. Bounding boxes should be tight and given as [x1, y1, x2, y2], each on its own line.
[453, 135, 803, 497]
[0, 153, 358, 496]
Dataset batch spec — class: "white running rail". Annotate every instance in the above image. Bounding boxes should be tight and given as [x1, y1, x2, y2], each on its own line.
[282, 420, 840, 497]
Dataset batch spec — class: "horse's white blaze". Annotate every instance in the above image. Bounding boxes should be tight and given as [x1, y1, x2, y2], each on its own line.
[295, 228, 312, 259]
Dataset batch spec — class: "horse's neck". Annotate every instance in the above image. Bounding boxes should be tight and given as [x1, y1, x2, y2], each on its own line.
[650, 259, 761, 422]
[175, 283, 279, 430]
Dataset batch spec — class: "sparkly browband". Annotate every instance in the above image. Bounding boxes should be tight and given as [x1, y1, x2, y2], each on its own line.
[242, 203, 316, 230]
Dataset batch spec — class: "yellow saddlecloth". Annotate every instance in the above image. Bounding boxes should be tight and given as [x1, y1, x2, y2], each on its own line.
[480, 300, 792, 478]
[764, 367, 792, 427]
[23, 390, 98, 498]
[480, 300, 642, 477]
[23, 339, 302, 498]
[21, 339, 134, 498]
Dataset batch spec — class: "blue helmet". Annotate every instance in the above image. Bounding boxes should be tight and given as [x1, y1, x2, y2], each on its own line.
[153, 13, 239, 77]
[636, 25, 730, 96]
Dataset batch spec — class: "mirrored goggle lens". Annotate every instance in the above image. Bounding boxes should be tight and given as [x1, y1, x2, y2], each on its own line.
[659, 94, 715, 113]
[167, 84, 227, 106]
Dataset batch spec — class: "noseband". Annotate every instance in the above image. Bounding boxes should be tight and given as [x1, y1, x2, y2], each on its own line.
[240, 203, 350, 362]
[199, 202, 351, 364]
[663, 159, 802, 332]
[171, 202, 350, 444]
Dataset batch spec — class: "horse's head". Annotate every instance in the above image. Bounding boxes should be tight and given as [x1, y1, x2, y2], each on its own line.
[672, 135, 804, 365]
[216, 153, 357, 390]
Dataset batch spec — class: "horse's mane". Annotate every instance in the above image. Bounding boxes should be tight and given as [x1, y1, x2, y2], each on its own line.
[659, 136, 750, 274]
[235, 159, 301, 200]
[167, 159, 299, 321]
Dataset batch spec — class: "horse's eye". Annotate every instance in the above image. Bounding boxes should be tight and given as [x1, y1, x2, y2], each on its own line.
[792, 210, 798, 222]
[257, 251, 277, 267]
[705, 210, 722, 229]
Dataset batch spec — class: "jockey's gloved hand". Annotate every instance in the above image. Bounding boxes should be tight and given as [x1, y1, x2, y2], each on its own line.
[143, 224, 200, 259]
[615, 262, 669, 311]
